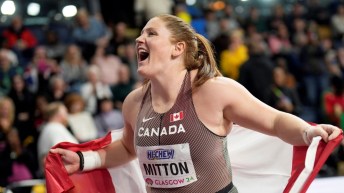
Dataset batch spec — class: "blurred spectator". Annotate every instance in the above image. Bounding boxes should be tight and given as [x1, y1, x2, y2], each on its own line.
[221, 4, 239, 32]
[307, 0, 331, 40]
[212, 12, 234, 61]
[91, 46, 122, 86]
[243, 7, 267, 33]
[204, 9, 220, 41]
[291, 18, 307, 45]
[134, 0, 174, 26]
[307, 0, 327, 22]
[299, 27, 329, 107]
[190, 8, 207, 38]
[323, 75, 344, 127]
[120, 40, 141, 82]
[60, 44, 88, 92]
[46, 76, 68, 102]
[1, 16, 37, 66]
[37, 102, 77, 176]
[0, 97, 33, 187]
[44, 30, 66, 62]
[73, 9, 111, 62]
[286, 3, 307, 32]
[175, 4, 192, 24]
[267, 4, 287, 32]
[94, 98, 124, 138]
[0, 49, 23, 96]
[24, 46, 55, 94]
[220, 29, 248, 80]
[322, 38, 339, 77]
[111, 64, 138, 109]
[64, 93, 97, 142]
[109, 22, 130, 56]
[336, 47, 344, 77]
[80, 65, 112, 115]
[8, 74, 35, 143]
[331, 4, 344, 41]
[239, 33, 274, 104]
[33, 94, 49, 130]
[268, 66, 302, 115]
[268, 23, 293, 56]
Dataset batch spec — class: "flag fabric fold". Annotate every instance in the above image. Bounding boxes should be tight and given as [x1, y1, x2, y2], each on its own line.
[46, 125, 343, 193]
[45, 130, 146, 193]
[284, 134, 343, 193]
[228, 124, 343, 193]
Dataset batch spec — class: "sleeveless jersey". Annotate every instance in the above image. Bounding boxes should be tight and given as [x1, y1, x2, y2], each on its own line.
[135, 72, 238, 193]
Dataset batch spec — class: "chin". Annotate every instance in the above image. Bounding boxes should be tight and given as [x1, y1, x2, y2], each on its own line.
[137, 68, 146, 76]
[137, 68, 153, 79]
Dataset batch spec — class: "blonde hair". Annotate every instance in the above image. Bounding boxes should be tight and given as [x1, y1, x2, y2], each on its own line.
[43, 102, 65, 121]
[156, 14, 222, 88]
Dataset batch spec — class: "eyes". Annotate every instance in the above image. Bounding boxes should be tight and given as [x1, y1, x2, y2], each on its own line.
[147, 31, 157, 37]
[140, 28, 158, 37]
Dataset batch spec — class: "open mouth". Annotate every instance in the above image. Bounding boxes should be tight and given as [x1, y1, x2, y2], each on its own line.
[138, 50, 149, 62]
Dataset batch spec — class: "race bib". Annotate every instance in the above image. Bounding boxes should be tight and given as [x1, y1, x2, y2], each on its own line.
[136, 143, 197, 188]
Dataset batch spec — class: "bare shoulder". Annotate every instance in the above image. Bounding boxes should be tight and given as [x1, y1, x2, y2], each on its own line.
[123, 86, 146, 106]
[197, 77, 246, 98]
[122, 86, 147, 126]
[195, 76, 256, 112]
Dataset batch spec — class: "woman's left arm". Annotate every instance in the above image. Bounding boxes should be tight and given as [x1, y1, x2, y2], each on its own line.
[219, 78, 342, 146]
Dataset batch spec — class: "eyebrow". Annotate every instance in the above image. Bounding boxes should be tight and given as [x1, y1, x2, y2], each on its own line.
[141, 27, 155, 35]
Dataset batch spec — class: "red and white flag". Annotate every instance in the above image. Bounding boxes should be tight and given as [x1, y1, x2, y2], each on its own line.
[170, 111, 184, 122]
[228, 124, 343, 193]
[45, 130, 146, 193]
[45, 125, 342, 193]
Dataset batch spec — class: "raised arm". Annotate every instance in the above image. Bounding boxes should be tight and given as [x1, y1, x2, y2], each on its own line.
[217, 77, 341, 146]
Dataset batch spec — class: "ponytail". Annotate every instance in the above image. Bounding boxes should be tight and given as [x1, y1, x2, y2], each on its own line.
[156, 14, 222, 88]
[191, 33, 222, 88]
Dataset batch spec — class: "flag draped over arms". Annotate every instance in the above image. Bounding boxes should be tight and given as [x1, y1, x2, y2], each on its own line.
[45, 125, 342, 193]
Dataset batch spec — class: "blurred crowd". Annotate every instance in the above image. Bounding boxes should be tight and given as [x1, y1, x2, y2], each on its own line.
[1, 0, 344, 190]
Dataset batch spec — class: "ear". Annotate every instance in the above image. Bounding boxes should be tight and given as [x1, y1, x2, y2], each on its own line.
[172, 41, 186, 58]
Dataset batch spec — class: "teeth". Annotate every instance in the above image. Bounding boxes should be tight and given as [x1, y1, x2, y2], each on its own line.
[137, 47, 149, 61]
[138, 49, 148, 54]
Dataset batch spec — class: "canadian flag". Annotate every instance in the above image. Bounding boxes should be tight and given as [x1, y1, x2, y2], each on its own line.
[45, 125, 342, 193]
[228, 124, 343, 193]
[45, 130, 146, 193]
[170, 111, 184, 122]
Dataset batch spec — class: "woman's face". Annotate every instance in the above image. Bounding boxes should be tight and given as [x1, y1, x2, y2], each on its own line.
[135, 17, 175, 77]
[13, 75, 24, 91]
[273, 67, 286, 86]
[0, 100, 12, 118]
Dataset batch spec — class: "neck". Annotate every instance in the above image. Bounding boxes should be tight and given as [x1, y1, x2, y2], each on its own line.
[149, 68, 187, 112]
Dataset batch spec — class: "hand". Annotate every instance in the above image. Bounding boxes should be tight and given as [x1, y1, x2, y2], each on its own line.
[50, 148, 80, 174]
[306, 124, 343, 144]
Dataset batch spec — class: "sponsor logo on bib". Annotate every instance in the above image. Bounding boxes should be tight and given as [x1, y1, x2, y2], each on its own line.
[147, 149, 174, 160]
[137, 143, 198, 188]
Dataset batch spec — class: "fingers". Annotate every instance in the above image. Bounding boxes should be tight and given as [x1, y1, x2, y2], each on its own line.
[324, 125, 342, 141]
[318, 124, 343, 141]
[50, 148, 62, 154]
[329, 128, 342, 141]
[50, 148, 68, 155]
[314, 125, 330, 143]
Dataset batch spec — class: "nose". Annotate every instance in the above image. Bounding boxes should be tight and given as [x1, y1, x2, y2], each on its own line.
[135, 34, 144, 44]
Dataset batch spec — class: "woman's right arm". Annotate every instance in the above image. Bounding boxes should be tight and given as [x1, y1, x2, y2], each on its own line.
[51, 87, 143, 174]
